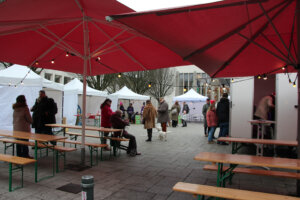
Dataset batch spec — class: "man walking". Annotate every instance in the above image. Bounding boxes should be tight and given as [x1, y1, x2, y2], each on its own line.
[182, 102, 189, 127]
[202, 98, 210, 137]
[216, 93, 230, 145]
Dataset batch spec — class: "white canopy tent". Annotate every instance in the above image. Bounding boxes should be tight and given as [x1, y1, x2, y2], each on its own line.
[173, 89, 208, 122]
[64, 78, 107, 125]
[0, 64, 64, 130]
[108, 86, 150, 112]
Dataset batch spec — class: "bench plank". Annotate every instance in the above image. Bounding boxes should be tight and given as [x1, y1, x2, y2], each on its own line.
[218, 137, 297, 146]
[203, 165, 300, 179]
[66, 132, 101, 139]
[103, 137, 129, 142]
[0, 154, 36, 165]
[173, 182, 300, 200]
[57, 139, 108, 148]
[0, 138, 52, 148]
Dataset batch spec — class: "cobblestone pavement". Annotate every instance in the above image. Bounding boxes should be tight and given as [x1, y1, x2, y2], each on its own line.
[0, 123, 296, 199]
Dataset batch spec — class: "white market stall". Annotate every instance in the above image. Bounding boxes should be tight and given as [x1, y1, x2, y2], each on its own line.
[0, 64, 64, 130]
[173, 88, 208, 122]
[64, 78, 107, 125]
[108, 86, 150, 112]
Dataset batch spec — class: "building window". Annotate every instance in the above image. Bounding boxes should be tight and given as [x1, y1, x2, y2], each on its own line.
[45, 73, 52, 81]
[55, 75, 62, 83]
[64, 77, 71, 84]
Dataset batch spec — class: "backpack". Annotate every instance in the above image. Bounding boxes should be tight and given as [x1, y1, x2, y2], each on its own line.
[48, 98, 58, 115]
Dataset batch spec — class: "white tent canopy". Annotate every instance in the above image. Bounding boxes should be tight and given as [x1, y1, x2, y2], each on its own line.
[63, 78, 107, 125]
[64, 78, 108, 96]
[173, 88, 208, 102]
[108, 86, 150, 111]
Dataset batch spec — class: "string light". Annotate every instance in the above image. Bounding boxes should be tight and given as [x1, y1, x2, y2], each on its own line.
[231, 78, 234, 83]
[51, 59, 55, 64]
[96, 57, 101, 61]
[257, 75, 261, 79]
[293, 82, 296, 87]
[35, 61, 39, 66]
[263, 74, 267, 80]
[117, 73, 122, 78]
[183, 87, 187, 92]
[65, 52, 70, 57]
[282, 66, 286, 70]
[148, 82, 152, 88]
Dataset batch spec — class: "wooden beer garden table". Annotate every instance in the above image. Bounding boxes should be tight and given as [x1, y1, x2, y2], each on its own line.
[0, 129, 66, 182]
[194, 152, 300, 188]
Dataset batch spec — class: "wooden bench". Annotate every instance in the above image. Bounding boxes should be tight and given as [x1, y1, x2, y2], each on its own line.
[0, 138, 76, 173]
[103, 136, 129, 156]
[57, 139, 108, 166]
[203, 164, 300, 179]
[0, 153, 36, 192]
[173, 182, 300, 200]
[66, 131, 101, 139]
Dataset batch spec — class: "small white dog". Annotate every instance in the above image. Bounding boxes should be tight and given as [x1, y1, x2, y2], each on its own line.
[158, 131, 167, 141]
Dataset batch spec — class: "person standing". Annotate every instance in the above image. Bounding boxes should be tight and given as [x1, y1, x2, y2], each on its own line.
[100, 99, 113, 150]
[170, 101, 181, 127]
[157, 97, 169, 132]
[202, 98, 210, 137]
[254, 93, 275, 120]
[206, 100, 218, 144]
[31, 90, 57, 144]
[216, 93, 230, 145]
[143, 100, 157, 141]
[13, 95, 32, 158]
[127, 103, 134, 123]
[119, 101, 125, 119]
[182, 102, 189, 127]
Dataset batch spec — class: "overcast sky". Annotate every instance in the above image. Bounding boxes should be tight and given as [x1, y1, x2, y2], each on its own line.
[117, 0, 222, 12]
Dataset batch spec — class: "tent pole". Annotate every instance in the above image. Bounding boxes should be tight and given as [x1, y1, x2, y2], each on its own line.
[297, 0, 300, 197]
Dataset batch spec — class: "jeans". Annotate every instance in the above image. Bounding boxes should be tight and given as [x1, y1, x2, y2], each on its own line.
[218, 122, 229, 138]
[208, 127, 216, 142]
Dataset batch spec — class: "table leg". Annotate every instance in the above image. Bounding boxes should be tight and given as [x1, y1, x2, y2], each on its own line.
[34, 141, 38, 183]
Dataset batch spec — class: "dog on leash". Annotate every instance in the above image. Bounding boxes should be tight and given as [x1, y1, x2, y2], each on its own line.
[155, 124, 168, 141]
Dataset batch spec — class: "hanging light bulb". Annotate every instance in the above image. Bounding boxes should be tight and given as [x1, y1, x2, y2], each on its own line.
[148, 82, 152, 88]
[231, 78, 234, 83]
[117, 73, 122, 78]
[183, 86, 187, 92]
[96, 57, 101, 61]
[263, 74, 267, 80]
[293, 82, 297, 88]
[281, 66, 286, 70]
[35, 61, 39, 66]
[65, 52, 70, 57]
[257, 75, 261, 79]
[51, 59, 55, 64]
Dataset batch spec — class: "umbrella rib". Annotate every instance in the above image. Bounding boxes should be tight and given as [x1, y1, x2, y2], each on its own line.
[0, 18, 82, 27]
[211, 0, 293, 77]
[30, 22, 83, 66]
[35, 29, 83, 59]
[258, 1, 297, 64]
[91, 29, 126, 57]
[91, 21, 147, 70]
[39, 24, 83, 58]
[288, 12, 297, 60]
[96, 60, 118, 73]
[184, 0, 287, 60]
[260, 32, 296, 65]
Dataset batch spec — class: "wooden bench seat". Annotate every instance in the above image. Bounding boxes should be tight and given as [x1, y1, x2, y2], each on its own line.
[0, 138, 53, 148]
[203, 164, 300, 179]
[0, 153, 36, 192]
[103, 136, 129, 142]
[173, 182, 300, 200]
[65, 131, 101, 139]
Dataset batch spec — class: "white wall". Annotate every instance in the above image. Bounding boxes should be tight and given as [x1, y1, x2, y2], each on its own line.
[230, 78, 254, 138]
[276, 73, 298, 141]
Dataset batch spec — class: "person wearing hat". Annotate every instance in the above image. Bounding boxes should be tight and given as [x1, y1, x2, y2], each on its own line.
[206, 100, 218, 144]
[216, 93, 230, 145]
[202, 98, 210, 137]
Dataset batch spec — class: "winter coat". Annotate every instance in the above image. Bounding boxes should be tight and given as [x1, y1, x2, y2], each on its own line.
[127, 106, 134, 115]
[182, 104, 190, 114]
[254, 95, 274, 120]
[216, 97, 230, 123]
[157, 101, 169, 123]
[101, 104, 113, 128]
[110, 112, 129, 136]
[143, 104, 157, 129]
[170, 104, 181, 121]
[13, 103, 32, 132]
[206, 109, 218, 127]
[31, 96, 53, 128]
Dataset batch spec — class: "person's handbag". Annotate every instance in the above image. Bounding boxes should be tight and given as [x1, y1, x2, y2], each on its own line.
[171, 108, 177, 115]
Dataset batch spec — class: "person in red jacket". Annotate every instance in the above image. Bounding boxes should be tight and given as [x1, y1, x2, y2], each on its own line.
[101, 99, 113, 150]
[206, 100, 218, 144]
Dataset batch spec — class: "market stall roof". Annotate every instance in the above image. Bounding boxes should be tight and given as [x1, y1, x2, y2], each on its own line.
[173, 88, 207, 102]
[108, 86, 149, 100]
[64, 78, 107, 96]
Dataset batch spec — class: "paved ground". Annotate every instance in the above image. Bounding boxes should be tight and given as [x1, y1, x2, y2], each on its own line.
[0, 123, 296, 199]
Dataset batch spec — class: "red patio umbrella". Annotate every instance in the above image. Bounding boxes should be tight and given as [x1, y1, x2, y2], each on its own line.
[0, 0, 188, 164]
[109, 0, 300, 195]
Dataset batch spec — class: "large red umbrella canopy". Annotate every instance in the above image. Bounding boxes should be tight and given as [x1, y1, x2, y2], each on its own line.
[110, 0, 297, 78]
[0, 0, 188, 75]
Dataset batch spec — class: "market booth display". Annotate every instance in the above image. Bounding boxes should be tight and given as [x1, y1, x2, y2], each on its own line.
[173, 89, 208, 122]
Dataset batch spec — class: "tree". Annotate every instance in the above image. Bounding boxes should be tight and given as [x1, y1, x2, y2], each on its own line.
[147, 68, 175, 101]
[117, 71, 151, 94]
[83, 74, 118, 92]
